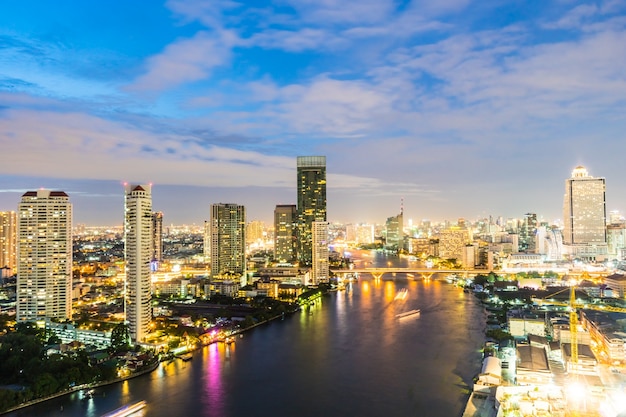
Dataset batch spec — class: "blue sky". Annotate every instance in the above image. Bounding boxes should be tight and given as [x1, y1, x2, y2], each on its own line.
[1, 0, 625, 226]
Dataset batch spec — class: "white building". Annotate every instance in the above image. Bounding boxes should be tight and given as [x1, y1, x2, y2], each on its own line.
[124, 184, 153, 343]
[312, 221, 329, 285]
[17, 190, 72, 322]
[562, 166, 607, 261]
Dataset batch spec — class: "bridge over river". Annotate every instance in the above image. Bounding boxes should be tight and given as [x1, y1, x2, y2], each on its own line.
[331, 267, 608, 281]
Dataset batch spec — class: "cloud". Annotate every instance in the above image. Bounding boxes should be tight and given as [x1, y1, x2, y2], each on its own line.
[126, 30, 236, 92]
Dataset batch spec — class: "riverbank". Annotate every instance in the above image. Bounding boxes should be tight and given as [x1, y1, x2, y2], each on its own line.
[0, 306, 301, 416]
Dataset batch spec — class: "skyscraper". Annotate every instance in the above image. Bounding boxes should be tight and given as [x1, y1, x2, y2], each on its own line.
[311, 221, 329, 285]
[385, 212, 404, 251]
[0, 211, 17, 274]
[16, 190, 72, 322]
[519, 213, 538, 253]
[151, 211, 163, 265]
[562, 166, 607, 261]
[297, 156, 326, 266]
[274, 204, 297, 263]
[210, 203, 246, 281]
[124, 184, 153, 343]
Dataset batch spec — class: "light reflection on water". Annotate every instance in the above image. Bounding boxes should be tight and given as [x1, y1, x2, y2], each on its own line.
[8, 251, 485, 417]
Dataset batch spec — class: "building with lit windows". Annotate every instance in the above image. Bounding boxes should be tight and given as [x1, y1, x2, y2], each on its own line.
[16, 190, 72, 322]
[345, 223, 375, 245]
[0, 211, 17, 274]
[151, 212, 163, 265]
[297, 156, 326, 266]
[562, 166, 607, 261]
[519, 213, 537, 253]
[385, 212, 403, 251]
[312, 221, 329, 285]
[210, 203, 246, 283]
[124, 184, 153, 344]
[274, 205, 297, 263]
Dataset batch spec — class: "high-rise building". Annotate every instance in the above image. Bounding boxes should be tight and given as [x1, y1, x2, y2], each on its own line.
[0, 211, 17, 274]
[519, 213, 538, 253]
[274, 205, 297, 263]
[16, 190, 72, 322]
[152, 212, 163, 264]
[210, 203, 246, 281]
[124, 184, 153, 343]
[312, 221, 329, 285]
[203, 220, 211, 261]
[385, 212, 404, 250]
[297, 156, 326, 266]
[562, 166, 607, 261]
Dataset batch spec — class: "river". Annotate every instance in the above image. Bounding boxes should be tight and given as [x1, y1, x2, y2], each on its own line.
[5, 251, 486, 417]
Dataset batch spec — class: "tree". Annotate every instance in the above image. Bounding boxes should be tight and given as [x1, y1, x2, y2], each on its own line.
[109, 323, 131, 353]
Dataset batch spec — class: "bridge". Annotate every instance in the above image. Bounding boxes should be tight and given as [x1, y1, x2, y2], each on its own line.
[332, 268, 609, 281]
[332, 268, 491, 281]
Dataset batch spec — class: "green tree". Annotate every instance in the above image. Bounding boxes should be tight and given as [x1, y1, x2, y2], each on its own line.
[109, 323, 131, 353]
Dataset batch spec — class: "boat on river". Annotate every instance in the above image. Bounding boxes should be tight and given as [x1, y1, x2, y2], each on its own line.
[101, 400, 147, 417]
[395, 309, 420, 319]
[179, 353, 193, 361]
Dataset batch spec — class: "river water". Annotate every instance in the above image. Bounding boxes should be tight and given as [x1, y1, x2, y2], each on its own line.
[5, 252, 487, 417]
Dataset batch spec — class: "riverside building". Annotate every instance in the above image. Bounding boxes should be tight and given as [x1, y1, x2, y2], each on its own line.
[297, 156, 326, 267]
[274, 204, 297, 264]
[16, 190, 72, 322]
[210, 203, 246, 283]
[124, 184, 153, 343]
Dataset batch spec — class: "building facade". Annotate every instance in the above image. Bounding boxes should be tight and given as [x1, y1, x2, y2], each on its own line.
[0, 211, 17, 274]
[297, 156, 326, 266]
[16, 190, 72, 322]
[210, 203, 246, 282]
[562, 166, 607, 261]
[124, 184, 153, 343]
[311, 221, 329, 285]
[385, 212, 404, 251]
[274, 204, 297, 263]
[151, 212, 163, 265]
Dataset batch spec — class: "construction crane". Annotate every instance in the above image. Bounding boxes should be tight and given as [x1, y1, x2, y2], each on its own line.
[533, 285, 626, 370]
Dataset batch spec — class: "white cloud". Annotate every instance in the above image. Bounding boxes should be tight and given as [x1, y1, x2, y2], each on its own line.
[126, 30, 236, 92]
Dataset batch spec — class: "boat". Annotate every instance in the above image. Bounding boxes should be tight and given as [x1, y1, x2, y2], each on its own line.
[179, 353, 193, 361]
[101, 400, 147, 417]
[394, 288, 408, 300]
[395, 309, 420, 319]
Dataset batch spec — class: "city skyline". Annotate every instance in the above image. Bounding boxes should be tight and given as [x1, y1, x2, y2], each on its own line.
[1, 1, 626, 225]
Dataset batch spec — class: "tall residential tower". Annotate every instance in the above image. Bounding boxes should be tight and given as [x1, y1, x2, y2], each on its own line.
[124, 184, 153, 343]
[16, 190, 72, 322]
[210, 203, 246, 281]
[0, 211, 17, 274]
[297, 156, 326, 266]
[562, 166, 607, 261]
[274, 204, 297, 264]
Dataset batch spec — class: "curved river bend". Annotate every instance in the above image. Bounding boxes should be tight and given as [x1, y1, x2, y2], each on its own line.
[7, 255, 486, 417]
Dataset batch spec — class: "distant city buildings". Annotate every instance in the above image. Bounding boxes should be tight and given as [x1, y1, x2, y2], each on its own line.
[0, 211, 17, 274]
[519, 213, 537, 253]
[274, 204, 297, 263]
[297, 156, 327, 266]
[210, 203, 246, 283]
[345, 223, 375, 245]
[124, 184, 153, 343]
[562, 166, 607, 261]
[16, 190, 72, 322]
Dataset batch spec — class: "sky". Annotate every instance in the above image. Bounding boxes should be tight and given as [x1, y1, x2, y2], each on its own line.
[1, 0, 625, 227]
